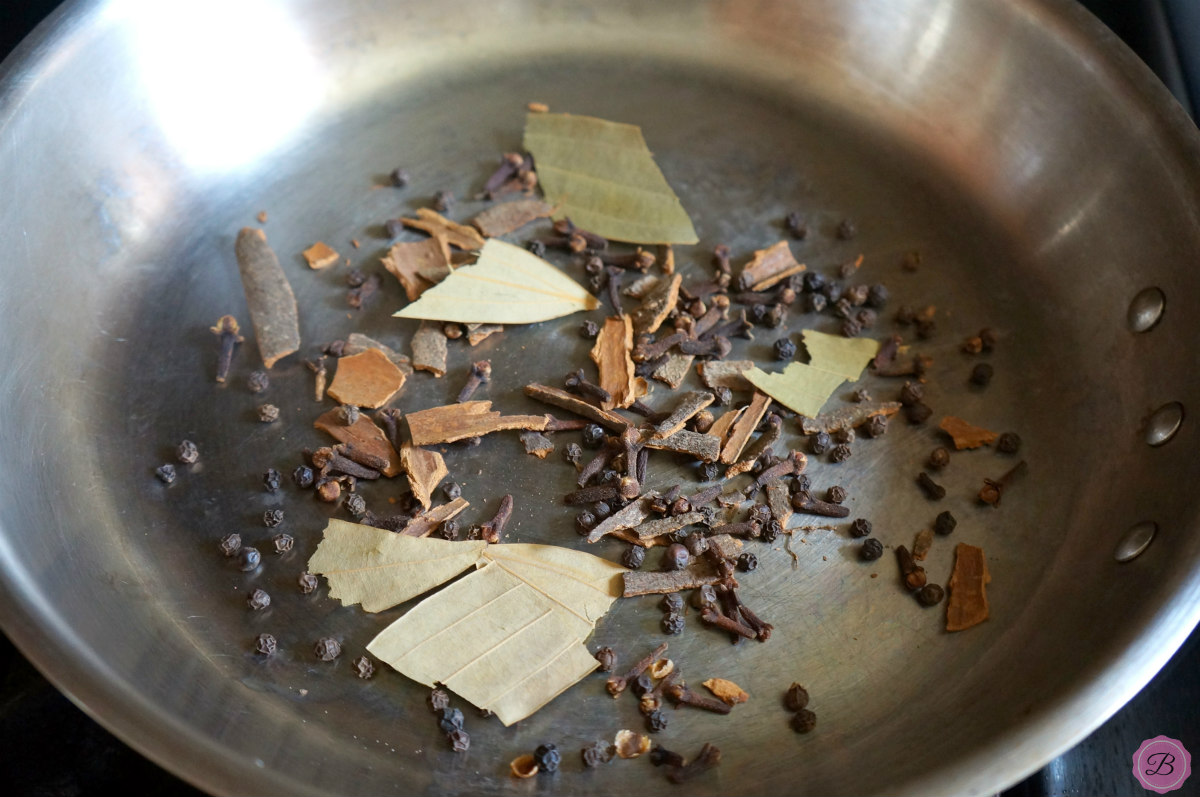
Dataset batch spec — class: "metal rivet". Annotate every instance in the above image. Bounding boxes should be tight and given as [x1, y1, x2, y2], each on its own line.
[1145, 402, 1183, 446]
[1115, 521, 1157, 562]
[1128, 287, 1165, 332]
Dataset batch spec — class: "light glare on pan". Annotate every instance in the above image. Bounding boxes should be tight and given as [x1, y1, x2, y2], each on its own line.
[107, 0, 325, 173]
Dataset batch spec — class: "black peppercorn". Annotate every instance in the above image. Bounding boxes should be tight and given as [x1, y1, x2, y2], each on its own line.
[701, 462, 722, 482]
[916, 318, 937, 339]
[773, 338, 797, 360]
[829, 444, 852, 463]
[970, 363, 994, 386]
[582, 741, 614, 767]
[826, 486, 848, 505]
[736, 552, 758, 572]
[834, 427, 855, 445]
[860, 538, 884, 561]
[384, 218, 404, 239]
[575, 511, 597, 535]
[438, 707, 465, 733]
[534, 744, 561, 774]
[841, 318, 862, 338]
[934, 510, 957, 536]
[632, 673, 655, 696]
[928, 447, 950, 469]
[237, 547, 261, 572]
[254, 633, 276, 655]
[594, 646, 617, 673]
[905, 402, 933, 425]
[582, 424, 605, 447]
[155, 464, 177, 484]
[623, 545, 646, 569]
[594, 501, 612, 519]
[833, 297, 853, 319]
[272, 533, 293, 554]
[440, 482, 461, 501]
[810, 431, 833, 455]
[786, 211, 808, 240]
[762, 519, 782, 543]
[257, 404, 280, 423]
[850, 518, 872, 538]
[432, 189, 454, 212]
[836, 218, 857, 239]
[663, 543, 690, 571]
[219, 533, 242, 557]
[390, 167, 409, 187]
[916, 584, 945, 606]
[661, 612, 685, 635]
[263, 468, 282, 492]
[438, 519, 460, 541]
[579, 319, 600, 338]
[352, 655, 375, 679]
[784, 683, 810, 711]
[246, 370, 269, 393]
[866, 283, 889, 308]
[298, 572, 319, 593]
[792, 709, 818, 733]
[856, 308, 878, 328]
[263, 508, 284, 527]
[563, 443, 583, 466]
[176, 440, 199, 464]
[899, 381, 924, 406]
[712, 385, 734, 406]
[997, 432, 1022, 454]
[314, 637, 341, 661]
[344, 493, 367, 518]
[865, 414, 889, 438]
[661, 593, 685, 613]
[292, 465, 315, 489]
[446, 729, 470, 753]
[428, 688, 451, 712]
[804, 292, 827, 313]
[646, 711, 669, 733]
[246, 588, 271, 610]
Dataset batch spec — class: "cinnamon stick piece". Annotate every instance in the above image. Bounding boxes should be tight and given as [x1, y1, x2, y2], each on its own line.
[406, 400, 551, 445]
[524, 384, 630, 431]
[399, 498, 470, 537]
[313, 410, 402, 478]
[652, 391, 715, 439]
[719, 392, 771, 464]
[234, 228, 300, 368]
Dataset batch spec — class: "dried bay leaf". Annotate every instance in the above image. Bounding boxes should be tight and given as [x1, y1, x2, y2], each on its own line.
[308, 521, 625, 725]
[743, 331, 881, 417]
[523, 112, 698, 245]
[394, 239, 599, 324]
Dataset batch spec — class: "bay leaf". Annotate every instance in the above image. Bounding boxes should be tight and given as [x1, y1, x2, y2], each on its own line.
[307, 521, 626, 725]
[523, 112, 698, 245]
[743, 330, 881, 417]
[393, 239, 599, 324]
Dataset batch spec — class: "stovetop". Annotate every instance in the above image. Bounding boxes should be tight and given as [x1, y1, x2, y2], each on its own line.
[2, 2, 1199, 795]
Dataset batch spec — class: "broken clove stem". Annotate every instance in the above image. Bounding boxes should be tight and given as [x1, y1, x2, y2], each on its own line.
[667, 682, 733, 714]
[916, 471, 947, 500]
[708, 520, 761, 539]
[457, 359, 492, 403]
[979, 459, 1028, 507]
[564, 368, 612, 405]
[305, 356, 328, 401]
[604, 265, 624, 314]
[376, 408, 403, 452]
[744, 450, 806, 495]
[698, 607, 757, 641]
[633, 332, 688, 363]
[606, 641, 669, 697]
[311, 446, 380, 480]
[896, 544, 927, 590]
[480, 494, 513, 543]
[791, 491, 851, 518]
[668, 743, 722, 784]
[210, 315, 244, 383]
[678, 335, 732, 358]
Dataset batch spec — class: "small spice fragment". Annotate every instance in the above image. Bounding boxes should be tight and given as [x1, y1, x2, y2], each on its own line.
[343, 493, 367, 518]
[302, 241, 340, 270]
[912, 528, 934, 561]
[667, 743, 722, 784]
[615, 729, 652, 759]
[934, 510, 957, 536]
[510, 754, 538, 778]
[939, 416, 999, 450]
[783, 683, 809, 712]
[246, 588, 271, 610]
[917, 583, 945, 606]
[997, 432, 1022, 454]
[970, 362, 995, 386]
[916, 471, 946, 500]
[703, 678, 749, 705]
[314, 638, 341, 661]
[254, 633, 276, 655]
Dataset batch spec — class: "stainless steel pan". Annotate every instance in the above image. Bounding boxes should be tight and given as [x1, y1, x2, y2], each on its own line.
[3, 1, 1199, 794]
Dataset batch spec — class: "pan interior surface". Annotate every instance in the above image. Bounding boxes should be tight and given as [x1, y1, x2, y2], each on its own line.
[2, 1, 1200, 795]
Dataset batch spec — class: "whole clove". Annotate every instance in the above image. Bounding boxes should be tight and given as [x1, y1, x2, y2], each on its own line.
[916, 471, 946, 500]
[979, 460, 1028, 507]
[667, 682, 733, 714]
[564, 368, 612, 404]
[791, 491, 851, 518]
[479, 494, 514, 543]
[457, 360, 492, 403]
[606, 642, 669, 697]
[667, 743, 722, 784]
[896, 545, 927, 590]
[210, 315, 244, 383]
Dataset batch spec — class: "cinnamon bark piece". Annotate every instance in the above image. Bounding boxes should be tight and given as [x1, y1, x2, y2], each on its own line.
[302, 241, 339, 270]
[590, 315, 644, 409]
[234, 228, 300, 369]
[652, 353, 694, 389]
[313, 410, 403, 478]
[707, 406, 746, 447]
[630, 273, 682, 336]
[406, 400, 551, 445]
[913, 528, 934, 561]
[382, 238, 448, 301]
[325, 348, 407, 409]
[412, 321, 448, 377]
[939, 416, 999, 450]
[643, 430, 721, 462]
[343, 333, 413, 374]
[586, 492, 659, 543]
[470, 199, 554, 237]
[652, 391, 715, 439]
[698, 360, 753, 392]
[659, 245, 675, 275]
[400, 443, 449, 509]
[622, 559, 722, 597]
[766, 482, 793, 527]
[523, 384, 631, 431]
[465, 323, 503, 346]
[706, 534, 743, 561]
[399, 497, 469, 538]
[623, 274, 660, 299]
[946, 543, 990, 631]
[401, 208, 486, 251]
[631, 512, 704, 541]
[798, 402, 902, 435]
[738, 241, 805, 291]
[719, 392, 771, 465]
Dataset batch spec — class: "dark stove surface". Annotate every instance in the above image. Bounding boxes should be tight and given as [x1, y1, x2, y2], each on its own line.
[2, 2, 1199, 795]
